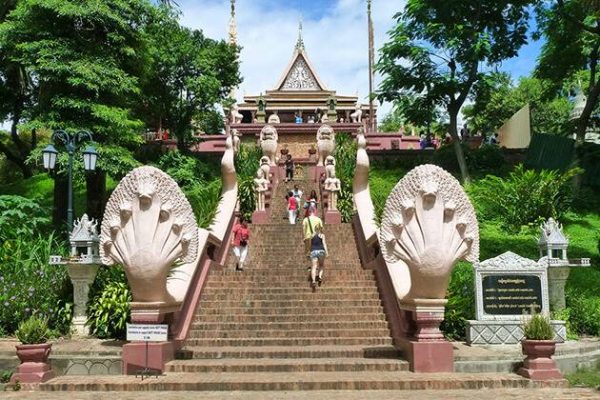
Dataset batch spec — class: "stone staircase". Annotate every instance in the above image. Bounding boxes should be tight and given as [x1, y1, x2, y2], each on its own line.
[39, 174, 551, 392]
[164, 184, 410, 387]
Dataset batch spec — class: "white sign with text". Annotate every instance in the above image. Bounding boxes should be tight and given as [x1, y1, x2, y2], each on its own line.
[126, 324, 168, 342]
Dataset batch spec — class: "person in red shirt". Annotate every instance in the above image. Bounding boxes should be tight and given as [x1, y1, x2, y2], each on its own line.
[231, 216, 250, 271]
[287, 190, 298, 224]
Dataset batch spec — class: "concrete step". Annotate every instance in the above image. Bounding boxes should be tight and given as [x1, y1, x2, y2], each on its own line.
[211, 271, 371, 279]
[201, 287, 379, 295]
[183, 337, 393, 347]
[188, 328, 392, 339]
[191, 321, 389, 331]
[40, 372, 562, 392]
[204, 280, 378, 289]
[197, 299, 383, 309]
[164, 358, 409, 373]
[193, 313, 388, 324]
[177, 345, 401, 360]
[199, 292, 380, 301]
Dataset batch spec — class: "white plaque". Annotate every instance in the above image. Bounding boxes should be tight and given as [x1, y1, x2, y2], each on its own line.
[126, 324, 168, 342]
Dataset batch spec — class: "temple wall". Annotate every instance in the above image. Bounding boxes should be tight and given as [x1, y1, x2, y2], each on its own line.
[278, 134, 315, 160]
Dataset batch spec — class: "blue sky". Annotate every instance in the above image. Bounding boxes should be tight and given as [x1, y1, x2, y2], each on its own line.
[176, 0, 543, 121]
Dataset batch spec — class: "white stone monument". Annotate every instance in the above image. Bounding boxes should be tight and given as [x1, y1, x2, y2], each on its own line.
[466, 251, 566, 345]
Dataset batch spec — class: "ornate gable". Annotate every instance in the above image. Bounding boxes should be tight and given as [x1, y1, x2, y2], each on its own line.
[275, 50, 327, 92]
[280, 55, 320, 91]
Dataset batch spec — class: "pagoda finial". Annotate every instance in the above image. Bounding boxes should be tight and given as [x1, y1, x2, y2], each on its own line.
[295, 17, 305, 51]
[228, 0, 237, 45]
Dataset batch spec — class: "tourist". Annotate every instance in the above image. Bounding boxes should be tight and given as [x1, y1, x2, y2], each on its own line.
[287, 190, 298, 224]
[285, 154, 295, 182]
[304, 210, 327, 291]
[292, 184, 303, 201]
[303, 190, 318, 217]
[295, 114, 303, 124]
[231, 216, 250, 271]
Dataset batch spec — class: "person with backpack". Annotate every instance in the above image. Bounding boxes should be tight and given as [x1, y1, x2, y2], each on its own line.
[231, 216, 250, 271]
[287, 190, 298, 224]
[303, 208, 327, 291]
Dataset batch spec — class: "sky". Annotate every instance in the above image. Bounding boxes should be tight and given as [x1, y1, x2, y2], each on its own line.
[176, 0, 544, 124]
[1, 0, 543, 130]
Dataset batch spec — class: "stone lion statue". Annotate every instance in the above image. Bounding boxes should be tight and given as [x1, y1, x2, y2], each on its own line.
[230, 103, 243, 124]
[350, 102, 362, 123]
[267, 111, 280, 124]
[316, 124, 335, 166]
[260, 125, 278, 166]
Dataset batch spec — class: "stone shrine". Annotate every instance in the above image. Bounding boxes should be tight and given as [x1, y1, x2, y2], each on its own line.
[466, 251, 566, 345]
[537, 218, 591, 310]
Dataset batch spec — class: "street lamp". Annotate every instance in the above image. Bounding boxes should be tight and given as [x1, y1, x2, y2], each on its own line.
[42, 130, 98, 231]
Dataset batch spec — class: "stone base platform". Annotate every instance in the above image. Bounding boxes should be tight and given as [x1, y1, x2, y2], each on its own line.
[38, 371, 567, 392]
[466, 320, 567, 345]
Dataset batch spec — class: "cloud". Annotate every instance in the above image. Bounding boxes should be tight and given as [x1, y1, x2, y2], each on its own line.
[177, 0, 405, 119]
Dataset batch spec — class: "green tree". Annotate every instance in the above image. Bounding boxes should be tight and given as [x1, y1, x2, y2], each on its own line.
[377, 0, 532, 182]
[464, 76, 572, 135]
[139, 6, 241, 149]
[535, 0, 600, 186]
[0, 0, 34, 178]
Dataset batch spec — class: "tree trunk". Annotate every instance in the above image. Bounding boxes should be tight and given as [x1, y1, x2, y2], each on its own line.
[449, 110, 470, 183]
[573, 81, 600, 190]
[52, 173, 68, 232]
[86, 171, 107, 221]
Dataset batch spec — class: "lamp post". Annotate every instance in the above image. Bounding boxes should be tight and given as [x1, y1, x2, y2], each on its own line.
[42, 130, 98, 231]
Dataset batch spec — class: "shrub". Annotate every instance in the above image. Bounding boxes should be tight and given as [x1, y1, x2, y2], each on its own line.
[0, 195, 50, 241]
[522, 313, 554, 340]
[184, 180, 222, 228]
[235, 144, 261, 221]
[333, 133, 357, 223]
[467, 164, 581, 233]
[369, 167, 406, 224]
[87, 268, 131, 339]
[441, 262, 475, 340]
[0, 233, 72, 335]
[156, 151, 218, 186]
[15, 316, 49, 344]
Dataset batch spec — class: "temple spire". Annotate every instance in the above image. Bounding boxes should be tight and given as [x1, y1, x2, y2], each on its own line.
[228, 0, 237, 45]
[295, 17, 305, 51]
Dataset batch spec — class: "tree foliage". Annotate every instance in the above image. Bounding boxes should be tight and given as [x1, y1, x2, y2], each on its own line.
[536, 0, 600, 143]
[464, 75, 573, 135]
[377, 0, 532, 181]
[139, 6, 241, 149]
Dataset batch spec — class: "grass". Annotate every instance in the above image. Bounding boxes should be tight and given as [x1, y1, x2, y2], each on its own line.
[566, 362, 600, 388]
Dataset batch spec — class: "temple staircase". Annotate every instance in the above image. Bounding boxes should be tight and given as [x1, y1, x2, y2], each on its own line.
[39, 172, 556, 392]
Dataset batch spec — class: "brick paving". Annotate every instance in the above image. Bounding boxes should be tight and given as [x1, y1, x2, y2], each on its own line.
[3, 388, 600, 399]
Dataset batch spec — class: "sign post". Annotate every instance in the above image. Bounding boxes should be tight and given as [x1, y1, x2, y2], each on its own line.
[126, 323, 168, 380]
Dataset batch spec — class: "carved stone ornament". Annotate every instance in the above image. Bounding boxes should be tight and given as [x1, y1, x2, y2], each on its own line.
[260, 124, 278, 166]
[479, 251, 540, 270]
[316, 124, 335, 166]
[281, 57, 319, 91]
[254, 156, 271, 211]
[380, 164, 479, 299]
[324, 156, 341, 211]
[350, 102, 362, 123]
[100, 166, 199, 304]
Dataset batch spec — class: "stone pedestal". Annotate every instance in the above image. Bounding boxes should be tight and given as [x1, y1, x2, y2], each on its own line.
[324, 210, 341, 224]
[398, 298, 453, 372]
[66, 264, 99, 336]
[466, 319, 566, 345]
[256, 110, 266, 123]
[517, 340, 564, 381]
[252, 210, 269, 224]
[123, 302, 180, 375]
[11, 343, 56, 385]
[547, 266, 570, 311]
[130, 302, 180, 324]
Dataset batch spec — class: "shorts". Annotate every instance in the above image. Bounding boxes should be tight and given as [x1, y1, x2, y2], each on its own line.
[310, 250, 326, 260]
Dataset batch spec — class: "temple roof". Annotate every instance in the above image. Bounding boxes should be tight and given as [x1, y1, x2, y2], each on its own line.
[273, 46, 327, 92]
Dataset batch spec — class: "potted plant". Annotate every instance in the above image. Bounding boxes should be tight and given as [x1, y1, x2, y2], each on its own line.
[11, 316, 56, 384]
[280, 143, 289, 156]
[517, 313, 563, 380]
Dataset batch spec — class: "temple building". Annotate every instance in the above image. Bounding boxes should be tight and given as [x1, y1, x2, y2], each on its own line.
[234, 25, 375, 125]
